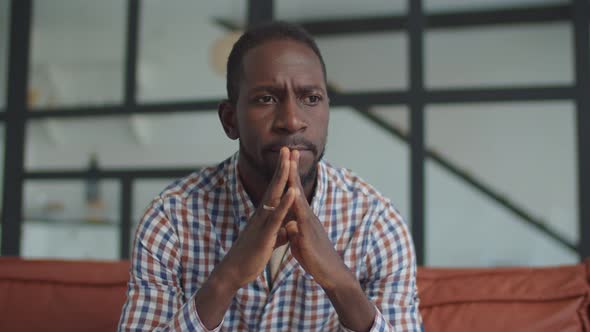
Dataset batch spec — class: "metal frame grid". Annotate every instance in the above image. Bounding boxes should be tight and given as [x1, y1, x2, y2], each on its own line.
[1, 0, 588, 263]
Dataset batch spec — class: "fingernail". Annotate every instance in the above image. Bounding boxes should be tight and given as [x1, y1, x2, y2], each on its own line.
[293, 188, 299, 197]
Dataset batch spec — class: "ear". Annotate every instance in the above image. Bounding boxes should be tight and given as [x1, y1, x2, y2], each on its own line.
[218, 100, 239, 140]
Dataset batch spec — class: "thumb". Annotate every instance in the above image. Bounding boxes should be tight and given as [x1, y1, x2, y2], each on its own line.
[274, 227, 288, 248]
[285, 220, 300, 242]
[264, 187, 297, 235]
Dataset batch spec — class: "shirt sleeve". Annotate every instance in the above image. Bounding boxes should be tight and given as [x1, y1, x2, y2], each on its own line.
[117, 197, 223, 331]
[355, 203, 423, 332]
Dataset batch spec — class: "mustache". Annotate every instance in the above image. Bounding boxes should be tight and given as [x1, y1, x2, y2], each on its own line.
[262, 137, 318, 156]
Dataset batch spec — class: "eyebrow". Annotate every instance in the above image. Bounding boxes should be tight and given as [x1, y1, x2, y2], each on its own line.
[247, 85, 326, 95]
[296, 85, 326, 94]
[247, 86, 282, 94]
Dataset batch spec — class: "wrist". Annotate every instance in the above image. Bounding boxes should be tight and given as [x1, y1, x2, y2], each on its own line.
[321, 269, 376, 332]
[209, 263, 242, 294]
[320, 264, 358, 294]
[194, 264, 241, 330]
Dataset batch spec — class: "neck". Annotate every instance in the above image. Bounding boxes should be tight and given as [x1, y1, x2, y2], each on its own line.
[237, 154, 316, 208]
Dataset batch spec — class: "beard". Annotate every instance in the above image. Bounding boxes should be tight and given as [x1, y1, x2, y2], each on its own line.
[239, 140, 325, 188]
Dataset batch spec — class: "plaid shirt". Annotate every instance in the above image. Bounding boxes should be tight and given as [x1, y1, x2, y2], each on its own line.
[118, 152, 422, 331]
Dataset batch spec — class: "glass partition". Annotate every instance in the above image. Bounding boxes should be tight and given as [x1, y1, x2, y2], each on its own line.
[316, 33, 407, 92]
[425, 101, 578, 266]
[29, 0, 126, 109]
[425, 0, 567, 13]
[21, 179, 120, 259]
[138, 0, 244, 102]
[425, 23, 572, 89]
[327, 106, 410, 224]
[276, 0, 405, 20]
[25, 112, 237, 170]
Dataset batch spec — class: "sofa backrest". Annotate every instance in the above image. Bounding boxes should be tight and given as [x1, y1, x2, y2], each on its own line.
[1, 257, 589, 331]
[418, 259, 590, 332]
[0, 258, 129, 332]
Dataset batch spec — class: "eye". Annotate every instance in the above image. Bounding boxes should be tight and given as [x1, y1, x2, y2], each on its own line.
[254, 95, 277, 104]
[302, 95, 322, 106]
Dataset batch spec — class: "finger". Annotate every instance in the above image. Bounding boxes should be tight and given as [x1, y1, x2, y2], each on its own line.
[289, 150, 302, 188]
[285, 220, 300, 241]
[291, 187, 309, 227]
[251, 151, 289, 224]
[288, 159, 309, 220]
[291, 149, 300, 163]
[274, 227, 288, 248]
[273, 146, 288, 179]
[288, 159, 304, 193]
[261, 147, 290, 210]
[264, 187, 297, 234]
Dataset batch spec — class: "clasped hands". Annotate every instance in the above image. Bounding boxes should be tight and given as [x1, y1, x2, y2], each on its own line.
[218, 147, 350, 291]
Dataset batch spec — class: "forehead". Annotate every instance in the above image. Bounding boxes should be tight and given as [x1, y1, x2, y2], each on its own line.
[240, 39, 325, 88]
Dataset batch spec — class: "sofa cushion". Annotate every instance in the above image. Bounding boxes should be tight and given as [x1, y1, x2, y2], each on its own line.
[1, 258, 589, 331]
[417, 259, 590, 332]
[0, 258, 129, 332]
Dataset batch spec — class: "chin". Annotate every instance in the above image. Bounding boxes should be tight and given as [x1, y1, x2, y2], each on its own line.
[259, 153, 280, 180]
[299, 158, 319, 185]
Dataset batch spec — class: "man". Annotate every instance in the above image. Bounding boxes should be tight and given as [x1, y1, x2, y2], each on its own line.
[118, 21, 422, 331]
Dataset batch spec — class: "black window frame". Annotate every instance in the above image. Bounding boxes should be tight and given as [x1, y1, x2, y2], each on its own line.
[2, 0, 588, 264]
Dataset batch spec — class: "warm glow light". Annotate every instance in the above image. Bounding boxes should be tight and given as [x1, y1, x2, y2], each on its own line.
[209, 31, 242, 76]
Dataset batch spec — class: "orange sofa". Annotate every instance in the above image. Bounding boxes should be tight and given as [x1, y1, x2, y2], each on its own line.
[0, 257, 589, 331]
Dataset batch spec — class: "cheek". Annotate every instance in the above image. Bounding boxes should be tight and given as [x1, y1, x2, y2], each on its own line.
[237, 111, 272, 144]
[298, 152, 316, 171]
[312, 111, 329, 143]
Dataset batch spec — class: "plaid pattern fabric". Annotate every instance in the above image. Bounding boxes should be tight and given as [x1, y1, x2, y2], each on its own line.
[118, 152, 422, 331]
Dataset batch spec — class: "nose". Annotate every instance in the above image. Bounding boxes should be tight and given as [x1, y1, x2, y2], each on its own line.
[273, 96, 307, 134]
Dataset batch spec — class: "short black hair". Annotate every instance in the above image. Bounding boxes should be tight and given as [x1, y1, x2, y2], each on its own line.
[226, 21, 327, 104]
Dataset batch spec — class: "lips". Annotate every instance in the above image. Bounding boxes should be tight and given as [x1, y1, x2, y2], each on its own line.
[269, 145, 310, 152]
[264, 139, 318, 156]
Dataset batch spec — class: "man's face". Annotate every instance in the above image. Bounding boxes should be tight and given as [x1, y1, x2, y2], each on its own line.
[233, 39, 329, 185]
